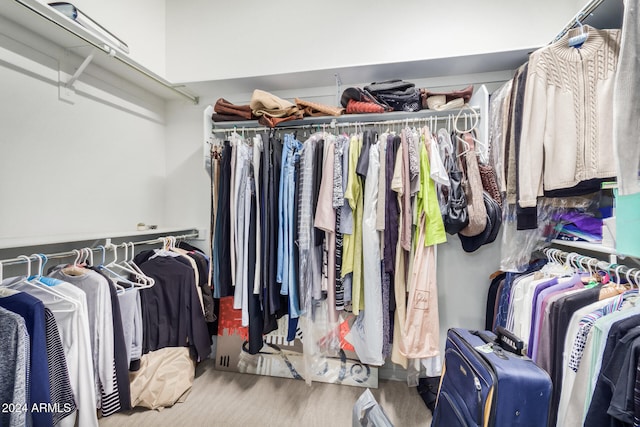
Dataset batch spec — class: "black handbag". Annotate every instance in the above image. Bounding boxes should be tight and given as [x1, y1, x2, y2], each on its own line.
[441, 133, 469, 234]
[458, 192, 502, 253]
[364, 80, 422, 112]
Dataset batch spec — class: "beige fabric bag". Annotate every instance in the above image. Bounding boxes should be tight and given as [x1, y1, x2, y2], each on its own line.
[399, 213, 440, 359]
[459, 132, 488, 237]
[250, 89, 299, 118]
[129, 347, 196, 410]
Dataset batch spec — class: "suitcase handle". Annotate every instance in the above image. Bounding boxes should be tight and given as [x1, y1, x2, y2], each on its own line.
[472, 328, 526, 356]
[495, 326, 525, 355]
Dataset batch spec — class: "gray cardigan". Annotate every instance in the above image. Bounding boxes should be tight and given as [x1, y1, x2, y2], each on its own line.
[614, 0, 640, 195]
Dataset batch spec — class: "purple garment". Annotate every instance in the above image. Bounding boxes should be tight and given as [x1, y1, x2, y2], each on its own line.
[554, 211, 603, 237]
[530, 275, 582, 361]
[525, 277, 559, 357]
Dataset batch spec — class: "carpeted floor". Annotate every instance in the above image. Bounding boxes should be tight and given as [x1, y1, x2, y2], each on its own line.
[98, 359, 433, 427]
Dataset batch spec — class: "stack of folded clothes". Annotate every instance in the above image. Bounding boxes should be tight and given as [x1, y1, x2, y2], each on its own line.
[211, 98, 255, 122]
[420, 85, 474, 111]
[250, 89, 304, 127]
[552, 211, 603, 243]
[295, 98, 344, 117]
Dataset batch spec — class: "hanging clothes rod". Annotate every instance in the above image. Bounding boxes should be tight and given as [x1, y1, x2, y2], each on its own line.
[542, 247, 640, 286]
[211, 109, 479, 134]
[0, 232, 198, 267]
[553, 0, 605, 42]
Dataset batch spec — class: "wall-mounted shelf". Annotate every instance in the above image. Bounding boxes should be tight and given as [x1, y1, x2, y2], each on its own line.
[0, 0, 198, 104]
[0, 227, 202, 250]
[210, 107, 482, 131]
[550, 239, 616, 255]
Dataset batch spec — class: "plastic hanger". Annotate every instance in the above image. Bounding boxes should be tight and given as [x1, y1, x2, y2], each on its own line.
[117, 242, 154, 289]
[568, 18, 588, 48]
[455, 132, 473, 158]
[123, 242, 154, 288]
[62, 249, 86, 276]
[97, 245, 141, 291]
[127, 242, 156, 288]
[540, 249, 575, 277]
[4, 255, 76, 311]
[634, 270, 640, 290]
[454, 104, 479, 134]
[625, 268, 637, 290]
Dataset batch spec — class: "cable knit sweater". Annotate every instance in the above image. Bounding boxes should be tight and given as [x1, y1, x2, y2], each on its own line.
[518, 26, 621, 208]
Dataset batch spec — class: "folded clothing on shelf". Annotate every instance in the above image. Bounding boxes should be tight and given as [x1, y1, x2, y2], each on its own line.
[420, 85, 474, 110]
[295, 98, 344, 117]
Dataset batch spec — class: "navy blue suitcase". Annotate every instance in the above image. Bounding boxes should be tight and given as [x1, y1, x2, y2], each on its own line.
[432, 328, 552, 427]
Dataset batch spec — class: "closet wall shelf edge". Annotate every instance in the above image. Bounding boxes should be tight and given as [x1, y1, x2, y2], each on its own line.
[550, 239, 616, 255]
[0, 0, 199, 104]
[211, 107, 481, 132]
[0, 227, 200, 250]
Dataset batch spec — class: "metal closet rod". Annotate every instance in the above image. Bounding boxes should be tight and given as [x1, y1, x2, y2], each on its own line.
[553, 0, 605, 42]
[211, 113, 475, 134]
[0, 232, 198, 267]
[542, 247, 640, 282]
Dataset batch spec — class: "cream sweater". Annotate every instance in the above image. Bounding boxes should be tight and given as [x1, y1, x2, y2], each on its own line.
[518, 26, 621, 208]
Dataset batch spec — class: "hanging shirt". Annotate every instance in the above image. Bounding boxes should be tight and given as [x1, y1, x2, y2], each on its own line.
[49, 268, 116, 402]
[117, 287, 143, 367]
[133, 251, 211, 362]
[314, 135, 338, 323]
[348, 140, 384, 365]
[43, 308, 77, 425]
[0, 306, 29, 427]
[342, 134, 364, 314]
[0, 291, 53, 427]
[47, 281, 98, 427]
[415, 136, 446, 246]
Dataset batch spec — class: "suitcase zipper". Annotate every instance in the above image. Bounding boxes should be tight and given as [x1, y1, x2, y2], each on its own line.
[474, 376, 482, 424]
[449, 330, 499, 425]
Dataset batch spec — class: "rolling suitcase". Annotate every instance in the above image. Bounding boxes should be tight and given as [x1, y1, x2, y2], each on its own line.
[432, 327, 552, 427]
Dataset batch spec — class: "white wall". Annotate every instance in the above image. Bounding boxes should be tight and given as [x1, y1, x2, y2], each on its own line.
[165, 0, 578, 83]
[69, 0, 167, 77]
[0, 41, 168, 243]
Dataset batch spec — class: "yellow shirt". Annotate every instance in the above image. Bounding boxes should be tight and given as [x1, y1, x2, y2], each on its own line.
[342, 134, 364, 314]
[416, 136, 447, 247]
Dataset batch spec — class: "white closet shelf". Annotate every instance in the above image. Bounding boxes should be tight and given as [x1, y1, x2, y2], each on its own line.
[550, 239, 617, 255]
[212, 107, 481, 131]
[0, 227, 201, 250]
[0, 0, 198, 104]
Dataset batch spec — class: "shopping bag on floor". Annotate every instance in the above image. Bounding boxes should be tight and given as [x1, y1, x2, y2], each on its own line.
[352, 388, 394, 427]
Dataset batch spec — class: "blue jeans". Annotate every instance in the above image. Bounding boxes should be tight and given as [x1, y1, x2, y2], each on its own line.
[277, 134, 303, 318]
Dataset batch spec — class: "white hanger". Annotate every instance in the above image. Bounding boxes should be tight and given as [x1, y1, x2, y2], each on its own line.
[5, 255, 76, 311]
[454, 104, 479, 134]
[126, 242, 155, 288]
[625, 268, 636, 289]
[568, 18, 588, 48]
[62, 249, 85, 276]
[634, 270, 640, 290]
[99, 244, 141, 291]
